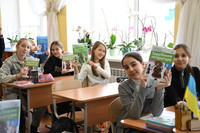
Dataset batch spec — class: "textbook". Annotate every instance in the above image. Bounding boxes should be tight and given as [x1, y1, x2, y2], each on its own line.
[62, 54, 77, 71]
[72, 43, 89, 66]
[37, 36, 48, 54]
[145, 45, 175, 82]
[0, 100, 21, 133]
[24, 57, 40, 78]
[145, 116, 175, 133]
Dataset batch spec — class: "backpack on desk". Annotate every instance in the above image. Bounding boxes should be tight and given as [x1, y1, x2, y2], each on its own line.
[50, 117, 79, 133]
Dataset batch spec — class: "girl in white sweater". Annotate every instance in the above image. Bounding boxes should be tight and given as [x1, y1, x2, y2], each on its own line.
[73, 41, 111, 86]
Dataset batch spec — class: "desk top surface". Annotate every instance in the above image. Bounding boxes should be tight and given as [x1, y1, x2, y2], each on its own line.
[2, 75, 74, 89]
[121, 106, 199, 133]
[52, 82, 119, 102]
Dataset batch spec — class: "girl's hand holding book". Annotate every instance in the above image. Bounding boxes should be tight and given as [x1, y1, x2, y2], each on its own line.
[156, 72, 172, 91]
[16, 65, 27, 79]
[140, 65, 147, 88]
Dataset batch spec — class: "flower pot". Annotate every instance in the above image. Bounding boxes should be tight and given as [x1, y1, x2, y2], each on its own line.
[10, 42, 17, 50]
[121, 47, 131, 55]
[109, 49, 116, 56]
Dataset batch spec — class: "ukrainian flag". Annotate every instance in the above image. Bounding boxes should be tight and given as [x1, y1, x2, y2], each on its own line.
[184, 74, 200, 119]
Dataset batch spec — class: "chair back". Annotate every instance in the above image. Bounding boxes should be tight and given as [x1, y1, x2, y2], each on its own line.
[52, 78, 82, 92]
[109, 97, 122, 123]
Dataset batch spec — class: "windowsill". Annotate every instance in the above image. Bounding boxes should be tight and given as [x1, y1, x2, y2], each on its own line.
[106, 50, 151, 63]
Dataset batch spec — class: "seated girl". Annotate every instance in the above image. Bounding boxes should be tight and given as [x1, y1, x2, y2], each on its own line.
[115, 52, 171, 133]
[164, 44, 200, 107]
[0, 38, 47, 132]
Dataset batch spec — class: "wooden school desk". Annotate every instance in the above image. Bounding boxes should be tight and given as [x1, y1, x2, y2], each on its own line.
[121, 106, 200, 133]
[2, 75, 74, 133]
[52, 82, 119, 133]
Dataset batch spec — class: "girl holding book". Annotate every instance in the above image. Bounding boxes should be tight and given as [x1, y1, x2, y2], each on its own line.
[0, 38, 47, 133]
[164, 44, 200, 107]
[115, 52, 171, 133]
[44, 40, 75, 122]
[72, 41, 111, 131]
[44, 40, 74, 76]
[72, 41, 111, 86]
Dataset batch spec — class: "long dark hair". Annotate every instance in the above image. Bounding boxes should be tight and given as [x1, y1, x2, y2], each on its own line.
[173, 44, 194, 84]
[50, 41, 63, 57]
[90, 41, 107, 78]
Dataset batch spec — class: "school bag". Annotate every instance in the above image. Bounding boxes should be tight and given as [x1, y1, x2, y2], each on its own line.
[50, 117, 79, 133]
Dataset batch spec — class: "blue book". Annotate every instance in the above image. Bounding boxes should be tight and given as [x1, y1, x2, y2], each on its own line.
[37, 36, 48, 54]
[146, 116, 175, 133]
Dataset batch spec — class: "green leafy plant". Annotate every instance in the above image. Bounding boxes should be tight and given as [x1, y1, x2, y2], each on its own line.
[106, 34, 116, 49]
[133, 37, 144, 51]
[117, 40, 136, 52]
[7, 35, 19, 47]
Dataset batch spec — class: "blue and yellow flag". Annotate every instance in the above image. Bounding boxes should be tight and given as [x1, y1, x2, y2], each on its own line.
[184, 74, 200, 119]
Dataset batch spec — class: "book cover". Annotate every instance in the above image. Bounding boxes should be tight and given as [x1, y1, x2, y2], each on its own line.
[72, 43, 89, 66]
[24, 57, 40, 78]
[145, 116, 175, 133]
[145, 45, 175, 82]
[0, 100, 21, 133]
[62, 54, 77, 71]
[36, 36, 48, 54]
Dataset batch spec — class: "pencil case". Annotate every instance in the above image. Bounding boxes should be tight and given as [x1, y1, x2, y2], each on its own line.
[38, 73, 54, 83]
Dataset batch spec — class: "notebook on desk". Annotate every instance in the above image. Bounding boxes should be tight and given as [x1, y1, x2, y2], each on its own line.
[143, 109, 175, 133]
[145, 116, 175, 133]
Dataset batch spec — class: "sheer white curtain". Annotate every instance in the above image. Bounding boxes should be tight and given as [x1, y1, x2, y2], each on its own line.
[28, 0, 66, 47]
[176, 0, 200, 68]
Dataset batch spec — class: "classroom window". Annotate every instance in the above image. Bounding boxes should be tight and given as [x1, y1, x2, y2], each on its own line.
[67, 0, 175, 52]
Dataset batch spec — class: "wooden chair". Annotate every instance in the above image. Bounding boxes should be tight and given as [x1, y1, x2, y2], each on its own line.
[109, 97, 122, 133]
[52, 78, 84, 125]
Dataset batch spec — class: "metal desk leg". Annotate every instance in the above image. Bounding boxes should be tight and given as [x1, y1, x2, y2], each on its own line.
[27, 88, 30, 133]
[84, 103, 87, 133]
[72, 101, 75, 121]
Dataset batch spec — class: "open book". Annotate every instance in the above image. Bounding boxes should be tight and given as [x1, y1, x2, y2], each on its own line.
[0, 100, 21, 133]
[145, 45, 175, 82]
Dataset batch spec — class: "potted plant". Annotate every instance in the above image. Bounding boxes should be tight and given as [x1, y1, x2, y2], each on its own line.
[7, 35, 19, 50]
[117, 40, 136, 55]
[133, 37, 143, 51]
[106, 34, 117, 56]
[74, 26, 93, 54]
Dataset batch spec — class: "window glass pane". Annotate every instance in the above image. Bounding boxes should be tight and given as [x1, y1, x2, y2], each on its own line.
[139, 0, 175, 48]
[19, 0, 47, 41]
[67, 0, 91, 52]
[93, 0, 137, 44]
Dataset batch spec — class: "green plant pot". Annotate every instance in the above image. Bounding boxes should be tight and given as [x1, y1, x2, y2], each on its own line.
[109, 49, 116, 56]
[121, 47, 131, 55]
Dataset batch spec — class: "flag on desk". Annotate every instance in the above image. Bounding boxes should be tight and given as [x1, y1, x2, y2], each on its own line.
[184, 74, 200, 119]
